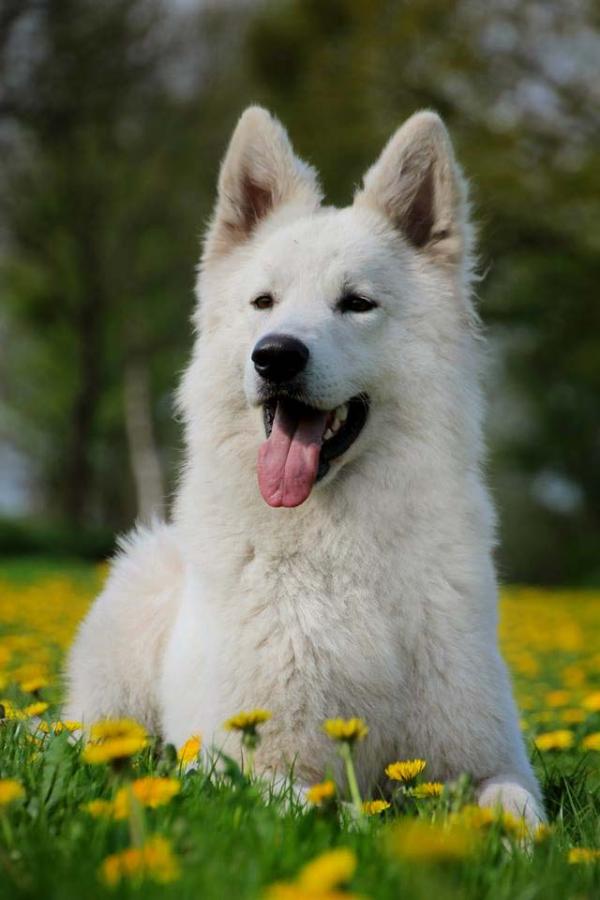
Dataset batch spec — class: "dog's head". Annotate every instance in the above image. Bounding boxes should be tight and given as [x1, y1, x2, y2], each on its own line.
[195, 107, 474, 509]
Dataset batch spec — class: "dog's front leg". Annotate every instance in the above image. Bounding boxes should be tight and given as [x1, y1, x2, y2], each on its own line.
[408, 638, 545, 829]
[477, 774, 545, 828]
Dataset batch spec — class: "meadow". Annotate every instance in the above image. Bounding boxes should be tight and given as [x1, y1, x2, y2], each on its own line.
[0, 559, 599, 899]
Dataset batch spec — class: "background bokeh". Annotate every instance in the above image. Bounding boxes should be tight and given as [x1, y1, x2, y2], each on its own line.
[0, 0, 598, 584]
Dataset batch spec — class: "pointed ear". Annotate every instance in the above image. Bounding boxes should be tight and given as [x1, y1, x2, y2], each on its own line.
[203, 106, 322, 263]
[354, 111, 469, 265]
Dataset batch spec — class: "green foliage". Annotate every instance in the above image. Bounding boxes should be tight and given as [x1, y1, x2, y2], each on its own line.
[1, 0, 256, 528]
[0, 518, 114, 562]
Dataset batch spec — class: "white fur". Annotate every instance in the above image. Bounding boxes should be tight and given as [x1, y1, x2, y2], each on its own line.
[65, 107, 543, 824]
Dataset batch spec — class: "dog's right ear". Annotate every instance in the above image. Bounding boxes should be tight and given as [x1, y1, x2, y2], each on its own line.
[202, 107, 322, 264]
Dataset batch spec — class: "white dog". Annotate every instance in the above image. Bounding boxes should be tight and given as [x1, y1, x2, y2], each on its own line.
[65, 107, 543, 823]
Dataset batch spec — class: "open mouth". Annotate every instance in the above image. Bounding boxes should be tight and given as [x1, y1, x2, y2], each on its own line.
[257, 395, 369, 508]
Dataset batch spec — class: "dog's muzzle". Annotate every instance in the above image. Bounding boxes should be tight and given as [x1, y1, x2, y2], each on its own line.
[252, 334, 309, 384]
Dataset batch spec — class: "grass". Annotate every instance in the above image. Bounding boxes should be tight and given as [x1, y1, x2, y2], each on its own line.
[0, 558, 599, 899]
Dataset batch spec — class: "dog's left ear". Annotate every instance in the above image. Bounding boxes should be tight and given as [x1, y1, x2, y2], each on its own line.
[203, 106, 322, 264]
[355, 111, 468, 265]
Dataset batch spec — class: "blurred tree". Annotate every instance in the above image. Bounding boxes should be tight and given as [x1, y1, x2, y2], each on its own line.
[0, 0, 255, 528]
[2, 0, 174, 525]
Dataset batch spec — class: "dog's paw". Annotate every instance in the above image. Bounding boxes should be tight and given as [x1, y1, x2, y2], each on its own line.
[477, 776, 545, 828]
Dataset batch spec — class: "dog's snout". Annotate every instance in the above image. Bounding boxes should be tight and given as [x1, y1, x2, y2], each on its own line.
[252, 334, 309, 383]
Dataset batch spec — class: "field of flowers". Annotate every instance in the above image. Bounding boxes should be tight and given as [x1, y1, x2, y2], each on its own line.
[0, 558, 599, 899]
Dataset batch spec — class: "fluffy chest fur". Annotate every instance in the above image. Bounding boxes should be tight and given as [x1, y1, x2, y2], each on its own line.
[161, 460, 497, 791]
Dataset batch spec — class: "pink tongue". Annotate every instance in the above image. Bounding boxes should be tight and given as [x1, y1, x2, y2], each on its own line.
[258, 401, 328, 508]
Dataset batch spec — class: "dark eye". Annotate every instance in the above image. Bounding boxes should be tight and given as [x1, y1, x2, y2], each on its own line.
[252, 294, 274, 310]
[338, 293, 378, 314]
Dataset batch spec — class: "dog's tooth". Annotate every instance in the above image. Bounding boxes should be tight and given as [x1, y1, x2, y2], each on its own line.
[338, 403, 348, 423]
[331, 418, 341, 433]
[324, 427, 334, 441]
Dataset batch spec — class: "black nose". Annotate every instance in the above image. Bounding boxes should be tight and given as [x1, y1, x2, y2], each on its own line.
[252, 334, 310, 383]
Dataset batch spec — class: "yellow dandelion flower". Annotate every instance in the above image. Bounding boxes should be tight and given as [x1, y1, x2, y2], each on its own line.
[38, 720, 82, 735]
[83, 799, 114, 818]
[11, 663, 49, 685]
[306, 780, 336, 806]
[322, 718, 368, 743]
[535, 823, 554, 843]
[386, 818, 478, 862]
[22, 702, 49, 718]
[451, 804, 495, 829]
[362, 799, 390, 815]
[534, 730, 574, 751]
[177, 734, 202, 764]
[562, 666, 585, 688]
[518, 696, 535, 710]
[543, 689, 570, 708]
[62, 720, 83, 733]
[265, 884, 363, 900]
[113, 778, 181, 819]
[560, 708, 586, 725]
[100, 836, 180, 886]
[532, 711, 554, 724]
[385, 759, 426, 782]
[132, 777, 181, 808]
[0, 779, 25, 807]
[297, 848, 357, 891]
[112, 791, 131, 819]
[89, 719, 147, 742]
[19, 676, 50, 693]
[410, 781, 444, 798]
[83, 718, 148, 764]
[498, 811, 529, 838]
[451, 805, 527, 838]
[569, 848, 600, 865]
[513, 655, 539, 676]
[83, 737, 148, 765]
[582, 732, 600, 752]
[0, 699, 18, 720]
[582, 692, 600, 712]
[264, 887, 314, 900]
[224, 709, 272, 732]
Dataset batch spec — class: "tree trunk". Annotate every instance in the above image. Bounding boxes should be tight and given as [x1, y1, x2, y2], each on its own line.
[123, 358, 165, 525]
[63, 239, 102, 526]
